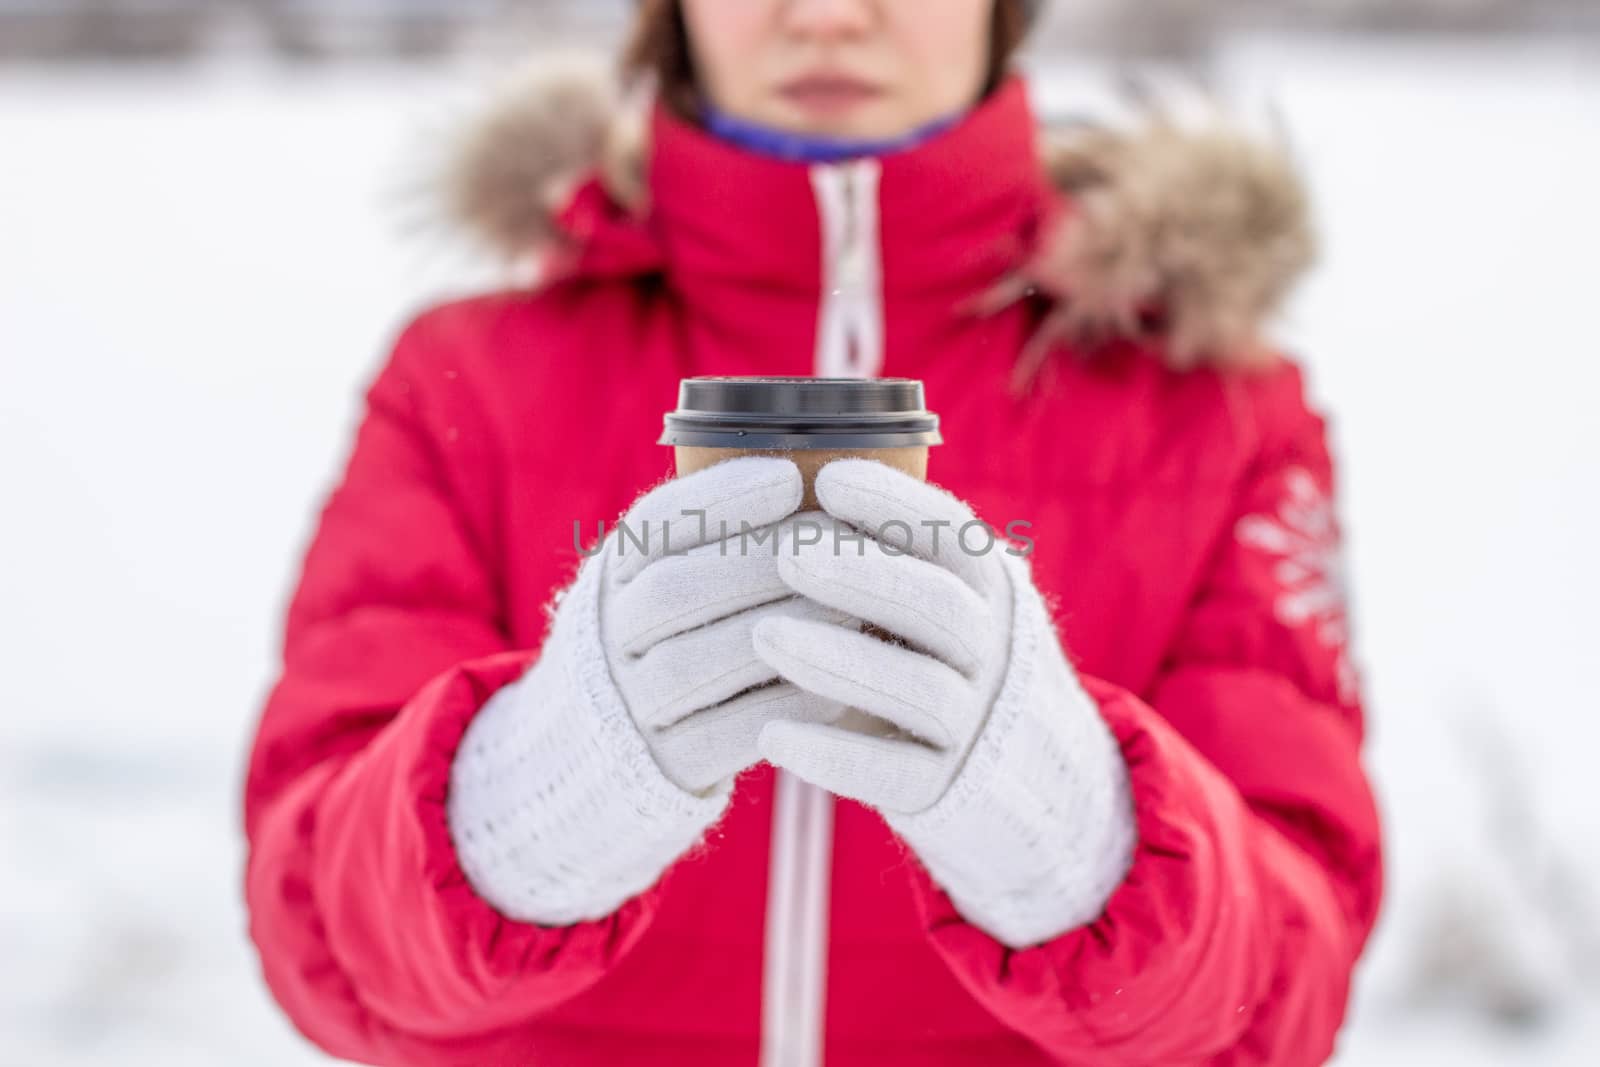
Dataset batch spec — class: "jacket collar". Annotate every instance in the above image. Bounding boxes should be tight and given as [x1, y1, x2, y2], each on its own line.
[614, 75, 1052, 376]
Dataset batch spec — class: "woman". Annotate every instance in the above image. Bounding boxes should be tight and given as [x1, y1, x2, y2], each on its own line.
[243, 1, 1383, 1064]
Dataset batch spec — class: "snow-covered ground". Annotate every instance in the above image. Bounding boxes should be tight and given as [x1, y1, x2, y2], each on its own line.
[2, 33, 1597, 1065]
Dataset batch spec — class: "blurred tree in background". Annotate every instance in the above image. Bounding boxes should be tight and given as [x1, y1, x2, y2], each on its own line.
[1, 0, 1595, 63]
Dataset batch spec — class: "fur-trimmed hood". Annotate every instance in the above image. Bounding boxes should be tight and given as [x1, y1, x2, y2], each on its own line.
[442, 55, 1317, 381]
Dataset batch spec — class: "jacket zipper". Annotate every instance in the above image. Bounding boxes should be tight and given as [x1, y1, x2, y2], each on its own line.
[760, 158, 884, 1067]
[810, 159, 885, 379]
[761, 768, 835, 1067]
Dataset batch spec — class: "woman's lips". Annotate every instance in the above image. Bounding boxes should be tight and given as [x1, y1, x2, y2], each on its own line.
[777, 74, 885, 117]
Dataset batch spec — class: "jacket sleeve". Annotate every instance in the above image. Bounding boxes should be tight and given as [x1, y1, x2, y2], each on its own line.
[896, 357, 1384, 1066]
[241, 309, 666, 1064]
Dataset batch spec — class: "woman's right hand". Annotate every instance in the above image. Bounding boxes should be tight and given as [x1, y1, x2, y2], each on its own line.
[446, 456, 851, 925]
[597, 456, 852, 793]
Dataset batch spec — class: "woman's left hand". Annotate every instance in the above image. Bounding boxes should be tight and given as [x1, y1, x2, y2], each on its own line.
[752, 459, 1138, 949]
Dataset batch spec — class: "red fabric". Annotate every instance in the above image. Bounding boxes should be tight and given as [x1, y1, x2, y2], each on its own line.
[244, 75, 1382, 1065]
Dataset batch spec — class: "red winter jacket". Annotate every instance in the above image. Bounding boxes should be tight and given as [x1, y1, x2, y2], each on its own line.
[244, 71, 1382, 1066]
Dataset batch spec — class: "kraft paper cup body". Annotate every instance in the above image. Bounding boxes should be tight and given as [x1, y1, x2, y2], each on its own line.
[674, 444, 928, 509]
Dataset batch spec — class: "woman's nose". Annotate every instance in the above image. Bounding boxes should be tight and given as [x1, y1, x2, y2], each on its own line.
[781, 0, 876, 38]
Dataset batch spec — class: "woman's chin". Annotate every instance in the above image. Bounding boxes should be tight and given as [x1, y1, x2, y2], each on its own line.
[762, 100, 908, 142]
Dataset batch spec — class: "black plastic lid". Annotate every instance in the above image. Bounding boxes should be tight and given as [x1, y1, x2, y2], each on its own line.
[659, 376, 942, 449]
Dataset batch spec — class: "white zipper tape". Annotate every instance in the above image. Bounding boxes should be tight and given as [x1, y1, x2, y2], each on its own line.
[761, 769, 834, 1067]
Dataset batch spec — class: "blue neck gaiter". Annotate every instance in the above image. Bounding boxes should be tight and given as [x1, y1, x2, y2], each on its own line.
[699, 101, 966, 163]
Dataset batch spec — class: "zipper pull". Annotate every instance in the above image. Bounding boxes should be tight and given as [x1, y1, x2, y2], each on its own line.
[836, 164, 871, 294]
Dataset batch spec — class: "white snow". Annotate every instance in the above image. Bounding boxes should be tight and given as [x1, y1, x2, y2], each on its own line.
[2, 33, 1597, 1065]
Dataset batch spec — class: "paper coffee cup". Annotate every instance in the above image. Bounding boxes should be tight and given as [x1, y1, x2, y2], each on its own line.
[658, 376, 942, 509]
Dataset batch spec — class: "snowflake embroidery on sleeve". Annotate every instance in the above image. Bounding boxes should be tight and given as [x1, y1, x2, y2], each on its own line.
[1233, 466, 1362, 706]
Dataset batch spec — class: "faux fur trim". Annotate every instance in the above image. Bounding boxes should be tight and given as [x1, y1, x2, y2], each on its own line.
[1021, 110, 1317, 380]
[443, 55, 1316, 378]
[444, 54, 646, 257]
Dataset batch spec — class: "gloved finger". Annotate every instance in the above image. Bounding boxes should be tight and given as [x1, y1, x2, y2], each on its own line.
[812, 458, 999, 595]
[610, 513, 843, 660]
[627, 596, 856, 731]
[751, 614, 975, 751]
[609, 533, 794, 657]
[757, 719, 949, 814]
[649, 683, 846, 795]
[610, 456, 802, 586]
[775, 535, 992, 677]
[768, 509, 852, 554]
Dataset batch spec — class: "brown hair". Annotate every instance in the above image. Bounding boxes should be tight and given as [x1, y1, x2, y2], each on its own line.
[621, 0, 1031, 120]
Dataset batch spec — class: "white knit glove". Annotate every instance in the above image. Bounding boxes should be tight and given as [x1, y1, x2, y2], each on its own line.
[448, 457, 849, 925]
[753, 459, 1138, 949]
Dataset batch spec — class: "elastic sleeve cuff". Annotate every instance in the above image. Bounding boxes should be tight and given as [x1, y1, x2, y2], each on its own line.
[884, 551, 1137, 949]
[446, 559, 734, 926]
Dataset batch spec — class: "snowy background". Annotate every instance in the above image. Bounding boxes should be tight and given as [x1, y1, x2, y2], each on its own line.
[3, 22, 1599, 1067]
